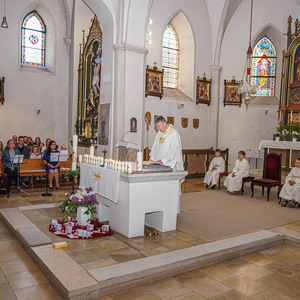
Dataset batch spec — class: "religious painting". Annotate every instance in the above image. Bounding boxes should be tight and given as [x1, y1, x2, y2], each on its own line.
[98, 103, 110, 145]
[0, 77, 4, 105]
[145, 63, 164, 99]
[251, 37, 276, 96]
[167, 116, 174, 125]
[130, 117, 137, 132]
[181, 118, 188, 128]
[193, 119, 199, 129]
[75, 16, 102, 145]
[144, 111, 151, 131]
[196, 74, 211, 105]
[224, 78, 242, 106]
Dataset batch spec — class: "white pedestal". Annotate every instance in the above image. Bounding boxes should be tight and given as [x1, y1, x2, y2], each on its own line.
[96, 171, 187, 238]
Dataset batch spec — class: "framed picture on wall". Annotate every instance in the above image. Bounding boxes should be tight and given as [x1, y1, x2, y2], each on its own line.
[224, 77, 242, 106]
[196, 74, 211, 105]
[145, 63, 164, 99]
[0, 77, 4, 105]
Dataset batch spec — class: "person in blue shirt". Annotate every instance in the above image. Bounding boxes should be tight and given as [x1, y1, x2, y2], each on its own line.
[43, 140, 60, 189]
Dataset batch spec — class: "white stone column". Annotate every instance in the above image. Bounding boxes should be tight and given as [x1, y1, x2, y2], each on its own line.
[208, 65, 222, 148]
[112, 43, 148, 158]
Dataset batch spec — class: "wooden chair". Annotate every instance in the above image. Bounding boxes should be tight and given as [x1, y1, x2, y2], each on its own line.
[218, 171, 228, 189]
[0, 157, 10, 198]
[241, 176, 255, 195]
[250, 153, 281, 201]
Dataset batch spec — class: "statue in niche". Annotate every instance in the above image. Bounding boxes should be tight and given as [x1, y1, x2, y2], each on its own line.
[92, 50, 101, 97]
[296, 56, 300, 82]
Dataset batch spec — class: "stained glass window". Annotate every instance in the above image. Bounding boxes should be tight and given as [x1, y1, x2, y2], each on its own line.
[251, 37, 276, 96]
[21, 12, 46, 67]
[162, 24, 179, 89]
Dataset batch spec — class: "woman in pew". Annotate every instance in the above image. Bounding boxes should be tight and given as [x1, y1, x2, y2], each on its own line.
[2, 139, 21, 190]
[43, 140, 60, 189]
[0, 140, 3, 159]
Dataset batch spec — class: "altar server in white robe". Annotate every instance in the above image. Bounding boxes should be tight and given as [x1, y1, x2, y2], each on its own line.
[150, 116, 183, 171]
[280, 158, 300, 208]
[204, 149, 225, 190]
[224, 150, 249, 193]
[150, 116, 183, 213]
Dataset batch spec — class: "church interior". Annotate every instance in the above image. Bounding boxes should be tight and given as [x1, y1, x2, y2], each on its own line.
[1, 0, 300, 299]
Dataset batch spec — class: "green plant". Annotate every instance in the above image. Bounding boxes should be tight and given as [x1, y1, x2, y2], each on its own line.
[67, 169, 80, 177]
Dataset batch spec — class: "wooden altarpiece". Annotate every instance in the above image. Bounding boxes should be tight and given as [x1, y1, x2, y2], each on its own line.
[75, 16, 102, 146]
[279, 16, 300, 126]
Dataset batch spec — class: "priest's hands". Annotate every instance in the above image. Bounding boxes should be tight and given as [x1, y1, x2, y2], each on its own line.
[156, 160, 163, 164]
[232, 173, 236, 177]
[289, 180, 296, 186]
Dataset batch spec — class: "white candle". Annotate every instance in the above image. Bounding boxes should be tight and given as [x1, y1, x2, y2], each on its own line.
[90, 144, 95, 156]
[128, 162, 133, 174]
[136, 150, 143, 173]
[72, 134, 78, 171]
[78, 154, 82, 163]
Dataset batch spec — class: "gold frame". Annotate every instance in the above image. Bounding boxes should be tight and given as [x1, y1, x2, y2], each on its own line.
[0, 77, 4, 105]
[224, 78, 242, 106]
[196, 74, 211, 105]
[145, 63, 163, 98]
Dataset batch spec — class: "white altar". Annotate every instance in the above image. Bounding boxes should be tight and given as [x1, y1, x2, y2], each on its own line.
[79, 163, 187, 238]
[258, 140, 300, 151]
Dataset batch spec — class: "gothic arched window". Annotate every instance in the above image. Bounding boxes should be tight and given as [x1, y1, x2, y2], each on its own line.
[251, 37, 276, 96]
[162, 24, 179, 89]
[21, 12, 46, 67]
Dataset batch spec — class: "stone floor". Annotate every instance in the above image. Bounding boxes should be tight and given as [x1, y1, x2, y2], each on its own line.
[0, 177, 300, 299]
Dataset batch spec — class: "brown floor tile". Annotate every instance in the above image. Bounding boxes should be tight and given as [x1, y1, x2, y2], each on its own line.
[107, 247, 145, 263]
[188, 239, 206, 246]
[6, 269, 48, 291]
[158, 238, 192, 250]
[169, 231, 197, 242]
[141, 246, 170, 257]
[0, 269, 7, 284]
[176, 271, 231, 298]
[145, 232, 175, 242]
[172, 292, 206, 299]
[270, 251, 300, 266]
[0, 283, 16, 300]
[222, 275, 268, 296]
[281, 223, 300, 232]
[242, 253, 276, 266]
[266, 261, 300, 281]
[290, 289, 300, 299]
[0, 256, 39, 275]
[63, 239, 97, 253]
[209, 289, 251, 300]
[126, 238, 159, 251]
[81, 258, 117, 270]
[229, 261, 274, 280]
[250, 288, 295, 300]
[111, 286, 159, 300]
[93, 238, 129, 252]
[276, 243, 300, 254]
[14, 282, 64, 300]
[96, 297, 113, 300]
[145, 277, 191, 299]
[67, 247, 109, 264]
[259, 247, 282, 255]
[200, 263, 240, 281]
[258, 273, 300, 295]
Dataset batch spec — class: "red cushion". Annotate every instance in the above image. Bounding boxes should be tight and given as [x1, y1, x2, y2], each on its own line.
[252, 179, 280, 185]
[220, 172, 228, 176]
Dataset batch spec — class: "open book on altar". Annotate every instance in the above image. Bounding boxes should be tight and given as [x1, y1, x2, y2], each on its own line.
[142, 161, 173, 172]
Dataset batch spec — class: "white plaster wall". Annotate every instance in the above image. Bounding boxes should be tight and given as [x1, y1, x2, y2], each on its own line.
[0, 0, 69, 147]
[145, 0, 212, 150]
[218, 0, 300, 170]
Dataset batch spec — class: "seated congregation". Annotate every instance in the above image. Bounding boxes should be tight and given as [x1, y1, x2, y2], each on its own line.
[0, 135, 71, 193]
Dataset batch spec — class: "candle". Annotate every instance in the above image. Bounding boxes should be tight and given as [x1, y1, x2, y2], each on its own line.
[78, 154, 82, 163]
[291, 110, 293, 124]
[128, 162, 133, 174]
[72, 134, 78, 171]
[90, 144, 95, 156]
[136, 150, 143, 173]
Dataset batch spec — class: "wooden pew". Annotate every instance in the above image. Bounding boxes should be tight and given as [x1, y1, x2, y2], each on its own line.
[19, 155, 72, 188]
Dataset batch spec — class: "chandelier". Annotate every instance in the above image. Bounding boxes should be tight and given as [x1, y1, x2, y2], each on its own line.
[1, 0, 8, 28]
[238, 0, 256, 106]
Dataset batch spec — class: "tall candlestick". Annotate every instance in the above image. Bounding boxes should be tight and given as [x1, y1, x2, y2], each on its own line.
[72, 134, 78, 170]
[291, 110, 293, 124]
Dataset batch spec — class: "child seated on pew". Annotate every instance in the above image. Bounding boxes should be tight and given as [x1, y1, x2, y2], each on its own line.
[30, 145, 42, 159]
[204, 149, 225, 190]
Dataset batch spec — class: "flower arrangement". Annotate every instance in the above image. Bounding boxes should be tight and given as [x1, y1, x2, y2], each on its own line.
[274, 131, 281, 137]
[279, 129, 289, 137]
[291, 131, 299, 139]
[59, 187, 99, 222]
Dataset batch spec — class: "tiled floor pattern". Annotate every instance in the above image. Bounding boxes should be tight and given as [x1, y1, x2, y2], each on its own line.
[0, 178, 299, 299]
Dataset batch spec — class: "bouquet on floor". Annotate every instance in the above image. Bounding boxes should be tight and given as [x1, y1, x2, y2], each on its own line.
[58, 187, 99, 222]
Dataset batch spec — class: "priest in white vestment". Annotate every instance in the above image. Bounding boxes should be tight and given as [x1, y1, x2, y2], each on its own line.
[150, 116, 183, 171]
[279, 158, 300, 207]
[204, 149, 225, 190]
[224, 151, 249, 193]
[150, 116, 184, 213]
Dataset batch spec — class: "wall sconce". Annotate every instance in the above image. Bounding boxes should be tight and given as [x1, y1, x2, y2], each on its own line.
[1, 0, 8, 28]
[0, 77, 5, 105]
[177, 101, 184, 110]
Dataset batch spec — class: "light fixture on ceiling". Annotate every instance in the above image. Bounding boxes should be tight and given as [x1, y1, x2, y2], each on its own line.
[177, 101, 184, 110]
[238, 0, 256, 106]
[1, 0, 8, 28]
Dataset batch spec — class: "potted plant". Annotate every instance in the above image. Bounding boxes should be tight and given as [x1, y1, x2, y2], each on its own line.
[291, 131, 299, 142]
[274, 131, 281, 141]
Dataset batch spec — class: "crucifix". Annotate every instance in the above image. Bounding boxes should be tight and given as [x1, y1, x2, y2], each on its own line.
[102, 149, 107, 159]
